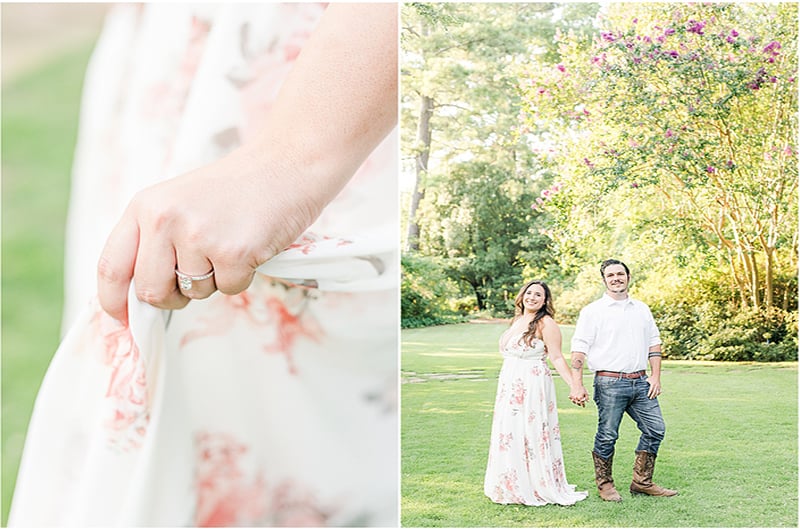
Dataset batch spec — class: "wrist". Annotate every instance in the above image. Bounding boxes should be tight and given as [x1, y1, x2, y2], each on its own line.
[243, 141, 330, 221]
[252, 122, 374, 212]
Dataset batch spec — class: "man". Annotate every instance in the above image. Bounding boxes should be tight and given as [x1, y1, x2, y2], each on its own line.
[568, 259, 677, 502]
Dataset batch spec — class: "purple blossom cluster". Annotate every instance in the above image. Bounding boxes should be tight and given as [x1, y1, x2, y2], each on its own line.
[521, 6, 794, 191]
[747, 66, 768, 90]
[600, 31, 618, 43]
[686, 19, 706, 35]
[588, 14, 789, 94]
[763, 40, 782, 63]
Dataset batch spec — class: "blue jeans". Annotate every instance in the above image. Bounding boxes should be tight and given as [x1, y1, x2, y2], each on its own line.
[592, 375, 665, 460]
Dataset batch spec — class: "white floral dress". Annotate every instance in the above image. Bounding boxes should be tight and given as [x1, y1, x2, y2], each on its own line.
[9, 4, 397, 527]
[484, 330, 587, 506]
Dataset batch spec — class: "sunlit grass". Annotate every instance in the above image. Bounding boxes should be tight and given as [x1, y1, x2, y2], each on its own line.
[1, 41, 95, 524]
[401, 322, 798, 527]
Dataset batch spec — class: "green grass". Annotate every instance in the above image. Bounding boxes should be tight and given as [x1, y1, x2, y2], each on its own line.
[1, 41, 96, 524]
[401, 322, 799, 527]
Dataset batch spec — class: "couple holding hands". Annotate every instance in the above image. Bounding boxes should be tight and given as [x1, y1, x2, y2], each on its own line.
[484, 259, 679, 506]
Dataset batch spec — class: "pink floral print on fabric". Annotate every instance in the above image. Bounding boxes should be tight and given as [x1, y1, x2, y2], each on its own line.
[91, 305, 149, 451]
[262, 295, 322, 374]
[180, 282, 324, 375]
[552, 458, 565, 489]
[498, 432, 513, 452]
[284, 234, 354, 255]
[233, 4, 325, 141]
[493, 470, 525, 504]
[485, 332, 587, 506]
[143, 16, 210, 118]
[539, 423, 551, 454]
[523, 436, 533, 468]
[180, 292, 261, 348]
[194, 431, 268, 526]
[143, 16, 211, 167]
[194, 432, 332, 527]
[510, 379, 526, 405]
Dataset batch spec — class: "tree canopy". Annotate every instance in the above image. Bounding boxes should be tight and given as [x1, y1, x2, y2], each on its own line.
[401, 2, 797, 361]
[520, 2, 797, 313]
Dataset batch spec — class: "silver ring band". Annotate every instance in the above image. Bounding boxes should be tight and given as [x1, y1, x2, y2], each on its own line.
[175, 268, 214, 290]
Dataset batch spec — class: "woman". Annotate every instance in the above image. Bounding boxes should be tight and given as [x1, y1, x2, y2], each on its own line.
[484, 280, 588, 506]
[9, 4, 397, 527]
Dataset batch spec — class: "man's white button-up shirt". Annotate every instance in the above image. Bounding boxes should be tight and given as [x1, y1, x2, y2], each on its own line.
[570, 294, 661, 373]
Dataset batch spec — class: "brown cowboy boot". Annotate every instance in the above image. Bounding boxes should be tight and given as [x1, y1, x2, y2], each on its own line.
[630, 450, 678, 496]
[592, 451, 623, 502]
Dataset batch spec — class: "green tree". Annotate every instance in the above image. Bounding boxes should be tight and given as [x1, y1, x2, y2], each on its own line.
[417, 162, 538, 311]
[401, 2, 600, 313]
[520, 2, 798, 312]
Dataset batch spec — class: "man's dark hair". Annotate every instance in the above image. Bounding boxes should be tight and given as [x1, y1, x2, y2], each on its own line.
[600, 259, 630, 278]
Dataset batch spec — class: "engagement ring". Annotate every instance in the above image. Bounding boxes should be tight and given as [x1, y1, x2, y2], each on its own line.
[175, 267, 214, 290]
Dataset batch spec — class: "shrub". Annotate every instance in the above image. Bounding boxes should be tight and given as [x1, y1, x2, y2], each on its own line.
[655, 302, 798, 362]
[401, 254, 466, 328]
[652, 300, 714, 360]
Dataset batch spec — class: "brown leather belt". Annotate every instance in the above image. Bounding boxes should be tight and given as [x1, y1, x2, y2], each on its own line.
[595, 370, 646, 379]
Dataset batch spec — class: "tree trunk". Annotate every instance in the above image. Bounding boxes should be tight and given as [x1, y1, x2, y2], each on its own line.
[749, 251, 760, 309]
[472, 282, 486, 311]
[725, 248, 747, 309]
[406, 93, 433, 252]
[764, 246, 774, 309]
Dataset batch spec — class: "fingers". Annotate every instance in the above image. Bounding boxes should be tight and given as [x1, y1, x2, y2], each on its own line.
[569, 391, 589, 407]
[211, 257, 257, 295]
[176, 250, 217, 299]
[134, 225, 190, 311]
[97, 212, 140, 324]
[647, 383, 662, 399]
[96, 163, 272, 316]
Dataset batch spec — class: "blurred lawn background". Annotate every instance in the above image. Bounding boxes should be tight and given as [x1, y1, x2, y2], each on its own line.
[1, 4, 107, 524]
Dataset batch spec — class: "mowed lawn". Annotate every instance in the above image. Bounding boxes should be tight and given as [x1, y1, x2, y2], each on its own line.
[401, 322, 798, 527]
[2, 41, 96, 523]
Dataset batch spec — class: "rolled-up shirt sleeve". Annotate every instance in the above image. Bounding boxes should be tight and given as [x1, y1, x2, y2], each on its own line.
[571, 307, 594, 354]
[646, 307, 662, 347]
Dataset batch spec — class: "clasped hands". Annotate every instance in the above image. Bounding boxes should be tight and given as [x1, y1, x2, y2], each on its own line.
[569, 385, 589, 407]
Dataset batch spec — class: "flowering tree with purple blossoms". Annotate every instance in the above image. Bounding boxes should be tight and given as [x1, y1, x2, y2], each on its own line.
[520, 3, 797, 312]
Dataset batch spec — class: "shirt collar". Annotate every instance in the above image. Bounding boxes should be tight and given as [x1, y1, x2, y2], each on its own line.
[602, 293, 634, 306]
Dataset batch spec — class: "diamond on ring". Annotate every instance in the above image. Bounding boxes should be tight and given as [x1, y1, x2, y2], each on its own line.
[175, 268, 214, 290]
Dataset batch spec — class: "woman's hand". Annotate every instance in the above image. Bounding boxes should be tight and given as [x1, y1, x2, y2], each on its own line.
[97, 146, 319, 324]
[569, 384, 588, 407]
[97, 3, 397, 325]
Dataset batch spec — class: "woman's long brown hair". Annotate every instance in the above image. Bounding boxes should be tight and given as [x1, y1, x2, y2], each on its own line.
[513, 280, 555, 347]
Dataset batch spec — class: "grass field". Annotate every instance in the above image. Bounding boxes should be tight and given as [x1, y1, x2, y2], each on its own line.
[1, 41, 96, 524]
[402, 322, 799, 527]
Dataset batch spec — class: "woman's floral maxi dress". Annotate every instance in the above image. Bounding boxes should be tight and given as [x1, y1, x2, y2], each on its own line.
[484, 330, 587, 506]
[9, 4, 398, 527]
